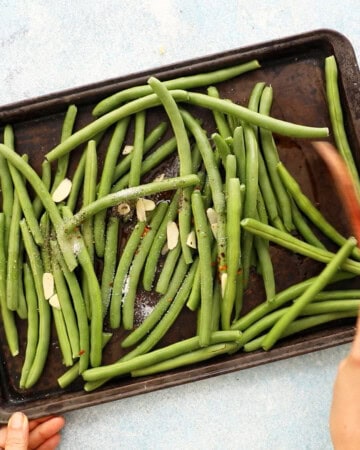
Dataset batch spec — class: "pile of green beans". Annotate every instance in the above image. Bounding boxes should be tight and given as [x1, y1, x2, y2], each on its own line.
[0, 54, 358, 393]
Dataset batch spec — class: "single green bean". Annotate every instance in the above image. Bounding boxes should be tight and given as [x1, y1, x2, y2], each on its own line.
[290, 200, 325, 249]
[212, 132, 231, 168]
[232, 126, 246, 185]
[20, 219, 51, 389]
[0, 213, 18, 356]
[155, 241, 182, 294]
[1, 125, 15, 246]
[63, 174, 200, 233]
[6, 191, 22, 311]
[207, 86, 232, 139]
[20, 263, 39, 386]
[131, 342, 239, 377]
[33, 160, 52, 220]
[94, 117, 130, 256]
[121, 254, 188, 348]
[241, 218, 360, 275]
[192, 190, 213, 346]
[262, 237, 356, 350]
[109, 221, 147, 329]
[93, 60, 261, 116]
[51, 104, 78, 193]
[325, 55, 360, 192]
[254, 232, 276, 302]
[100, 215, 120, 317]
[143, 190, 180, 291]
[222, 178, 241, 329]
[122, 202, 168, 330]
[16, 256, 27, 320]
[148, 77, 193, 264]
[129, 111, 146, 187]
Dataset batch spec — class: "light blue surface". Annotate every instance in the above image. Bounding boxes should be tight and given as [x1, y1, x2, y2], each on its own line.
[0, 1, 359, 448]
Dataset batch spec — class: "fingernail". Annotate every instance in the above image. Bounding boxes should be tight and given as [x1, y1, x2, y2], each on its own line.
[9, 412, 25, 429]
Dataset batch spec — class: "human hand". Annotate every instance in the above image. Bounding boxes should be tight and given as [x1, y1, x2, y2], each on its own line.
[330, 314, 360, 449]
[0, 412, 65, 449]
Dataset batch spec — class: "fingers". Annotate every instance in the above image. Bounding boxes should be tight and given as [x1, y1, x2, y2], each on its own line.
[4, 412, 29, 450]
[28, 416, 65, 449]
[36, 433, 62, 450]
[28, 416, 56, 432]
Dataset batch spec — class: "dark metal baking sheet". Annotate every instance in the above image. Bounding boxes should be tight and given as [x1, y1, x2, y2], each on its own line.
[0, 28, 359, 422]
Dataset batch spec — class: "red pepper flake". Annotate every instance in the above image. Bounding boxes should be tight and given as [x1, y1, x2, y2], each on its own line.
[218, 264, 228, 272]
[141, 226, 151, 237]
[78, 349, 86, 356]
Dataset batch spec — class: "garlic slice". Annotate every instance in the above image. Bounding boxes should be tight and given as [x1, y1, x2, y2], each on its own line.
[142, 199, 156, 211]
[122, 145, 134, 155]
[136, 198, 147, 222]
[206, 208, 218, 237]
[42, 272, 54, 300]
[153, 173, 165, 182]
[52, 178, 72, 203]
[221, 273, 228, 298]
[167, 221, 179, 250]
[49, 293, 61, 310]
[186, 230, 197, 249]
[117, 202, 131, 216]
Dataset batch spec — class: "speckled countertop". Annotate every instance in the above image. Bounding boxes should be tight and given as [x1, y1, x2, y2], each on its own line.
[0, 1, 359, 449]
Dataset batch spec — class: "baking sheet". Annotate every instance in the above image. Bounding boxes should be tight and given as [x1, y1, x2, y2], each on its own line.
[0, 28, 359, 421]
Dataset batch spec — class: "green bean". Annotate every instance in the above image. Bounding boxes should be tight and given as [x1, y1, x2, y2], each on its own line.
[261, 237, 356, 350]
[0, 143, 78, 271]
[0, 213, 18, 356]
[20, 219, 51, 389]
[300, 300, 360, 315]
[277, 161, 360, 260]
[129, 111, 146, 187]
[33, 160, 52, 220]
[122, 202, 168, 330]
[149, 77, 193, 265]
[254, 232, 276, 301]
[94, 117, 130, 256]
[207, 86, 232, 139]
[6, 191, 22, 311]
[313, 289, 360, 301]
[181, 109, 227, 274]
[112, 121, 168, 183]
[222, 178, 241, 329]
[247, 81, 266, 135]
[244, 311, 358, 352]
[111, 136, 178, 193]
[155, 241, 182, 294]
[51, 251, 80, 359]
[50, 239, 90, 373]
[212, 132, 231, 168]
[242, 124, 259, 285]
[63, 174, 200, 233]
[325, 55, 360, 192]
[143, 190, 180, 291]
[19, 263, 39, 386]
[186, 257, 201, 311]
[100, 215, 120, 317]
[192, 190, 213, 346]
[258, 86, 294, 231]
[121, 254, 188, 348]
[231, 270, 354, 331]
[8, 157, 43, 246]
[109, 221, 147, 329]
[1, 125, 15, 246]
[83, 331, 242, 383]
[241, 218, 360, 275]
[61, 206, 103, 367]
[58, 332, 112, 389]
[15, 240, 27, 319]
[232, 126, 246, 184]
[84, 259, 198, 391]
[290, 200, 325, 249]
[51, 104, 78, 193]
[93, 60, 261, 116]
[132, 342, 239, 377]
[211, 280, 222, 332]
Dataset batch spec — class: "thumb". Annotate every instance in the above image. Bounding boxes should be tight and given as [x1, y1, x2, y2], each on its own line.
[5, 412, 29, 450]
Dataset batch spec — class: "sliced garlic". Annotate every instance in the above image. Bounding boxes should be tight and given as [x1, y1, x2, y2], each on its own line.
[153, 173, 165, 182]
[42, 272, 54, 300]
[49, 293, 61, 310]
[142, 199, 156, 211]
[122, 145, 134, 155]
[52, 178, 72, 203]
[136, 198, 147, 222]
[221, 273, 228, 298]
[161, 242, 169, 256]
[186, 230, 197, 249]
[117, 202, 131, 216]
[206, 208, 218, 238]
[167, 221, 179, 250]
